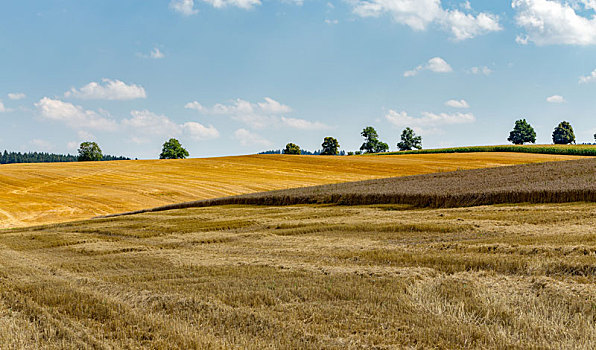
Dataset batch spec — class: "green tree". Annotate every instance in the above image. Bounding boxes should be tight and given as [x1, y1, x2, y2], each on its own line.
[507, 119, 536, 145]
[360, 126, 389, 153]
[396, 128, 422, 151]
[160, 138, 189, 159]
[552, 121, 576, 145]
[77, 142, 103, 162]
[321, 137, 340, 155]
[283, 143, 301, 155]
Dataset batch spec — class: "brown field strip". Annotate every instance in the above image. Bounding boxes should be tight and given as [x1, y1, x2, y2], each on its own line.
[1, 203, 595, 348]
[112, 158, 596, 214]
[0, 152, 583, 228]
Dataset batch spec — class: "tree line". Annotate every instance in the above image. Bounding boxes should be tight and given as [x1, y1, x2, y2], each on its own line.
[278, 120, 595, 156]
[0, 149, 129, 164]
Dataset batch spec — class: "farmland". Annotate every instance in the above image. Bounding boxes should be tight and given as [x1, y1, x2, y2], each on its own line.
[382, 144, 596, 156]
[0, 152, 582, 228]
[136, 157, 594, 211]
[1, 202, 595, 348]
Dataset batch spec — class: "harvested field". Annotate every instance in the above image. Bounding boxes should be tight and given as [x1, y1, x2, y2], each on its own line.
[1, 203, 595, 348]
[0, 152, 581, 228]
[125, 158, 595, 213]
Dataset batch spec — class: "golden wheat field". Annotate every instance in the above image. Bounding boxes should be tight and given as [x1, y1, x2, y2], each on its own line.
[1, 202, 595, 348]
[0, 153, 584, 228]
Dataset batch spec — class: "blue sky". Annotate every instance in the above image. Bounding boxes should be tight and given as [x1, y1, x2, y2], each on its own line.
[1, 0, 595, 158]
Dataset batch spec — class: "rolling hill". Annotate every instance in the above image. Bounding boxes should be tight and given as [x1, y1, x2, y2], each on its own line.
[0, 152, 586, 228]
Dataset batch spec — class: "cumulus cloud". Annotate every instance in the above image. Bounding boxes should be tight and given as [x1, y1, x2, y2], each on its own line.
[468, 66, 492, 75]
[546, 95, 566, 103]
[404, 57, 452, 77]
[185, 97, 329, 130]
[8, 93, 26, 100]
[352, 0, 501, 40]
[234, 128, 272, 146]
[445, 99, 470, 108]
[182, 121, 220, 140]
[170, 0, 198, 15]
[513, 0, 596, 46]
[122, 110, 219, 142]
[280, 117, 331, 130]
[385, 109, 475, 133]
[65, 79, 147, 100]
[579, 69, 596, 83]
[35, 97, 118, 131]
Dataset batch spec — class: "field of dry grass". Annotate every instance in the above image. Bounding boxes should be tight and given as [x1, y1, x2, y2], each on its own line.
[114, 158, 596, 215]
[1, 202, 595, 348]
[0, 152, 581, 228]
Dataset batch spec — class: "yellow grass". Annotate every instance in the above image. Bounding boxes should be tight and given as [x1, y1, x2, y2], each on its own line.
[1, 203, 595, 348]
[0, 152, 583, 228]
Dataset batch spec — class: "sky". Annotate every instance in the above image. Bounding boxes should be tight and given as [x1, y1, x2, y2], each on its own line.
[1, 0, 596, 159]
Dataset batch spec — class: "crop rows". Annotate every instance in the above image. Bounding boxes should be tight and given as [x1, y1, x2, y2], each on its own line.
[108, 158, 596, 217]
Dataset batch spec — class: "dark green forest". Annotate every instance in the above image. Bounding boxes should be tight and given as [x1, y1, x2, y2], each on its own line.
[0, 151, 130, 164]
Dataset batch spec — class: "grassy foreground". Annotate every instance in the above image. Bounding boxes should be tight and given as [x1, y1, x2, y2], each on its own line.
[381, 144, 596, 156]
[1, 203, 595, 348]
[0, 152, 582, 228]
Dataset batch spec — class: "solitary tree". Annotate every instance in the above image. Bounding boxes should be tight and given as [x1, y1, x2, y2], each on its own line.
[321, 137, 340, 155]
[360, 126, 389, 153]
[160, 138, 189, 159]
[552, 121, 575, 145]
[507, 119, 536, 145]
[397, 127, 422, 151]
[283, 143, 301, 155]
[77, 141, 103, 161]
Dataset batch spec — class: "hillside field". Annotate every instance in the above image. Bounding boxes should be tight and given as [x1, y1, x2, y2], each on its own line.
[0, 152, 583, 228]
[1, 202, 595, 348]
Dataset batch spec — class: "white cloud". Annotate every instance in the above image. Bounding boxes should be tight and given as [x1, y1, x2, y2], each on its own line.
[35, 97, 118, 131]
[185, 97, 326, 130]
[445, 99, 470, 108]
[203, 0, 261, 9]
[404, 57, 452, 77]
[258, 97, 293, 114]
[185, 101, 206, 112]
[8, 93, 26, 100]
[0, 101, 6, 113]
[546, 95, 566, 103]
[468, 66, 492, 75]
[183, 122, 220, 140]
[123, 110, 184, 137]
[352, 0, 501, 41]
[280, 116, 331, 130]
[512, 0, 596, 46]
[170, 0, 198, 15]
[122, 110, 219, 142]
[65, 79, 146, 100]
[234, 128, 272, 146]
[151, 48, 165, 59]
[385, 109, 475, 133]
[579, 69, 596, 83]
[325, 19, 339, 25]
